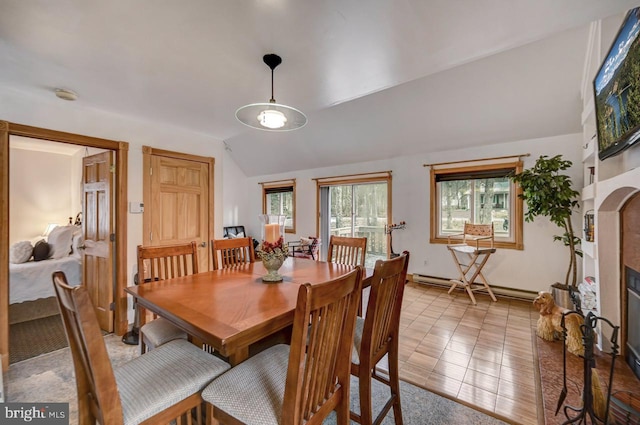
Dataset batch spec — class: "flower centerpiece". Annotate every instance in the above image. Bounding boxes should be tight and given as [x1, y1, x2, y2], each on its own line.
[257, 214, 288, 282]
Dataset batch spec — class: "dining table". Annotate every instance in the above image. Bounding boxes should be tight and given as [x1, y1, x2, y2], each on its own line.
[125, 257, 372, 366]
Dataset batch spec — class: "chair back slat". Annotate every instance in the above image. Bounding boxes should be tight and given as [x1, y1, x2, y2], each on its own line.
[284, 267, 362, 425]
[327, 236, 367, 267]
[52, 272, 124, 425]
[363, 252, 410, 364]
[211, 237, 255, 270]
[138, 242, 199, 282]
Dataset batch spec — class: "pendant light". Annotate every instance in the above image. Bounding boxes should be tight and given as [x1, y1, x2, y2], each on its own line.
[236, 54, 307, 131]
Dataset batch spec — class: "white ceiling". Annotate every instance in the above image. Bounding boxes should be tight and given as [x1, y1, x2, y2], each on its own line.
[0, 1, 635, 176]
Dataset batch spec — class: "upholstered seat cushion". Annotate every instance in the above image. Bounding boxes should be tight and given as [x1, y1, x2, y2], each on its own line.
[140, 317, 188, 349]
[202, 344, 290, 425]
[115, 339, 230, 425]
[351, 316, 365, 365]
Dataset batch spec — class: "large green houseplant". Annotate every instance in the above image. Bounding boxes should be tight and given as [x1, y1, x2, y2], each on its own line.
[511, 155, 582, 290]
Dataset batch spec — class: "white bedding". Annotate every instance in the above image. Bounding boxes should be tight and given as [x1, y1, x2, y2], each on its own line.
[9, 256, 82, 304]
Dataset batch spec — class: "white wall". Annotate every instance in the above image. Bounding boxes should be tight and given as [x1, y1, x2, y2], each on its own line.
[9, 147, 76, 243]
[246, 133, 583, 295]
[1, 85, 244, 290]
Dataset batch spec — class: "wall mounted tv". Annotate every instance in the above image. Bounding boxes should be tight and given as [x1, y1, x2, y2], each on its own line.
[594, 7, 640, 160]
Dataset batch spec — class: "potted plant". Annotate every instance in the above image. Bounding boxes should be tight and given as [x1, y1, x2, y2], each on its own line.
[510, 155, 582, 307]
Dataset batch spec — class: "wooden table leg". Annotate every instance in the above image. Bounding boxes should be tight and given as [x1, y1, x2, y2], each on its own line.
[228, 346, 249, 366]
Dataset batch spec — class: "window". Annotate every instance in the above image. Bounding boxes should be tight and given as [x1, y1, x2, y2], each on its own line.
[430, 162, 523, 249]
[261, 179, 295, 233]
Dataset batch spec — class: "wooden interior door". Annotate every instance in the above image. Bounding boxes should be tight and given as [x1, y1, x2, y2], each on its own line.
[83, 151, 115, 332]
[144, 149, 212, 269]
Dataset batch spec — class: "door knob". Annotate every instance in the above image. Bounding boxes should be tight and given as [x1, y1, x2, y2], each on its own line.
[200, 242, 207, 248]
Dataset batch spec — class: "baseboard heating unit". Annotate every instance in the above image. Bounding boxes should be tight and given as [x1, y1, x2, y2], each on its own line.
[410, 273, 537, 301]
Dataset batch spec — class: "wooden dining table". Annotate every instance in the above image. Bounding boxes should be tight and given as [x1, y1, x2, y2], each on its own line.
[125, 257, 372, 365]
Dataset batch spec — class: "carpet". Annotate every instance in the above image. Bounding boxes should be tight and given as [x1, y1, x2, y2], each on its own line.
[6, 335, 508, 425]
[9, 314, 68, 364]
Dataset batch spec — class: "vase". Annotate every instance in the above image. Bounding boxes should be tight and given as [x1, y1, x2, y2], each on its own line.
[261, 256, 285, 282]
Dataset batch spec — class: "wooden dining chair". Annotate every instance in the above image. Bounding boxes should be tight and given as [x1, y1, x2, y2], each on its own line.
[52, 271, 230, 425]
[350, 251, 410, 425]
[137, 242, 199, 354]
[328, 235, 368, 315]
[201, 267, 363, 425]
[211, 237, 255, 270]
[328, 235, 368, 267]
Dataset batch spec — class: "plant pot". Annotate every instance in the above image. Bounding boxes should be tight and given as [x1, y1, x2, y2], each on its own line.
[550, 282, 577, 311]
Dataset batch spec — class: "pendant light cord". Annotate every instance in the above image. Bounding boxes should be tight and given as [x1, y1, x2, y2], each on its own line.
[270, 68, 275, 103]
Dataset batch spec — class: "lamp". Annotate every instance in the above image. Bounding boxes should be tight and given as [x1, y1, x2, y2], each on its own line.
[43, 223, 58, 237]
[235, 54, 307, 131]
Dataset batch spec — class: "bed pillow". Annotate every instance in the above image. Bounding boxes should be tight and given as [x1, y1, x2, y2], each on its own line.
[33, 240, 50, 261]
[9, 241, 33, 264]
[47, 225, 76, 259]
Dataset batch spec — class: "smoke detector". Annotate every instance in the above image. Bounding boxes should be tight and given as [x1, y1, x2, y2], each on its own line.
[54, 88, 78, 101]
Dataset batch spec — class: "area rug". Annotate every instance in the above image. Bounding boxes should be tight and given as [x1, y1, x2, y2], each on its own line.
[9, 314, 68, 364]
[6, 335, 508, 425]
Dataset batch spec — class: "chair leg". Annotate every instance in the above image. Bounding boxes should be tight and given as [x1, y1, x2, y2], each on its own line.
[388, 342, 404, 425]
[140, 331, 147, 354]
[358, 372, 374, 425]
[337, 388, 352, 425]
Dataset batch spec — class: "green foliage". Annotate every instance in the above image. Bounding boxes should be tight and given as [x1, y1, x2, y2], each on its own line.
[510, 155, 581, 287]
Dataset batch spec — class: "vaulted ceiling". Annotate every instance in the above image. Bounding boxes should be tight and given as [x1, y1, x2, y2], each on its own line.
[0, 1, 636, 176]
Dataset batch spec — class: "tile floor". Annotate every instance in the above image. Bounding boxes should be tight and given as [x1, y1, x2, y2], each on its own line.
[398, 281, 541, 425]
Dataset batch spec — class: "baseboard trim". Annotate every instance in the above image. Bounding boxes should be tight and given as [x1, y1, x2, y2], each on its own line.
[410, 273, 538, 301]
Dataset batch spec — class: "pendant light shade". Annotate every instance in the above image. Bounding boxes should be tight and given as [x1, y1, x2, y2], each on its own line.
[236, 54, 307, 131]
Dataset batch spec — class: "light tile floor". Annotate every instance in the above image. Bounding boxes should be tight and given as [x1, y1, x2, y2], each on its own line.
[398, 281, 541, 425]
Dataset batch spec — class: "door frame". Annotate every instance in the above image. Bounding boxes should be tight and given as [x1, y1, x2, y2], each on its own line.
[142, 146, 215, 269]
[314, 171, 393, 260]
[0, 121, 129, 371]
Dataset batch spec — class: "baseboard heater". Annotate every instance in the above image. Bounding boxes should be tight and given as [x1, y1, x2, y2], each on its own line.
[410, 273, 538, 301]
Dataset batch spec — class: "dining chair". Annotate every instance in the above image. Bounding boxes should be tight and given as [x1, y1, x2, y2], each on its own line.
[328, 235, 368, 315]
[328, 235, 368, 267]
[201, 267, 363, 425]
[52, 271, 230, 425]
[351, 251, 410, 425]
[137, 242, 199, 354]
[211, 237, 255, 270]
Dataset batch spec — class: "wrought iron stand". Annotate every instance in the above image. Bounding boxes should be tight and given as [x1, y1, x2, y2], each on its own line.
[556, 311, 620, 424]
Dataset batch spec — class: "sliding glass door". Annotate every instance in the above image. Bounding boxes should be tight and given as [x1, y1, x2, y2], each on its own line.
[320, 182, 388, 267]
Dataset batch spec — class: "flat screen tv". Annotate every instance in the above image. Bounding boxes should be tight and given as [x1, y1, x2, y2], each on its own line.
[594, 7, 640, 160]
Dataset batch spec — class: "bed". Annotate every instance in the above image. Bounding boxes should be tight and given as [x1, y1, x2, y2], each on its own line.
[9, 255, 82, 304]
[9, 224, 83, 305]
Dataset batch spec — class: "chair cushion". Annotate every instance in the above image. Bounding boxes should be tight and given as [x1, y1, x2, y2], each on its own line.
[202, 344, 290, 425]
[140, 317, 188, 349]
[351, 316, 365, 365]
[114, 339, 230, 425]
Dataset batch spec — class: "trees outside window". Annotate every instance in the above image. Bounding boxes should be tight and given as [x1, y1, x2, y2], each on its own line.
[261, 180, 295, 233]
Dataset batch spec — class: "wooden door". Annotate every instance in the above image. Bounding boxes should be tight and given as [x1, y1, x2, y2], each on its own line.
[144, 149, 212, 269]
[83, 151, 115, 332]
